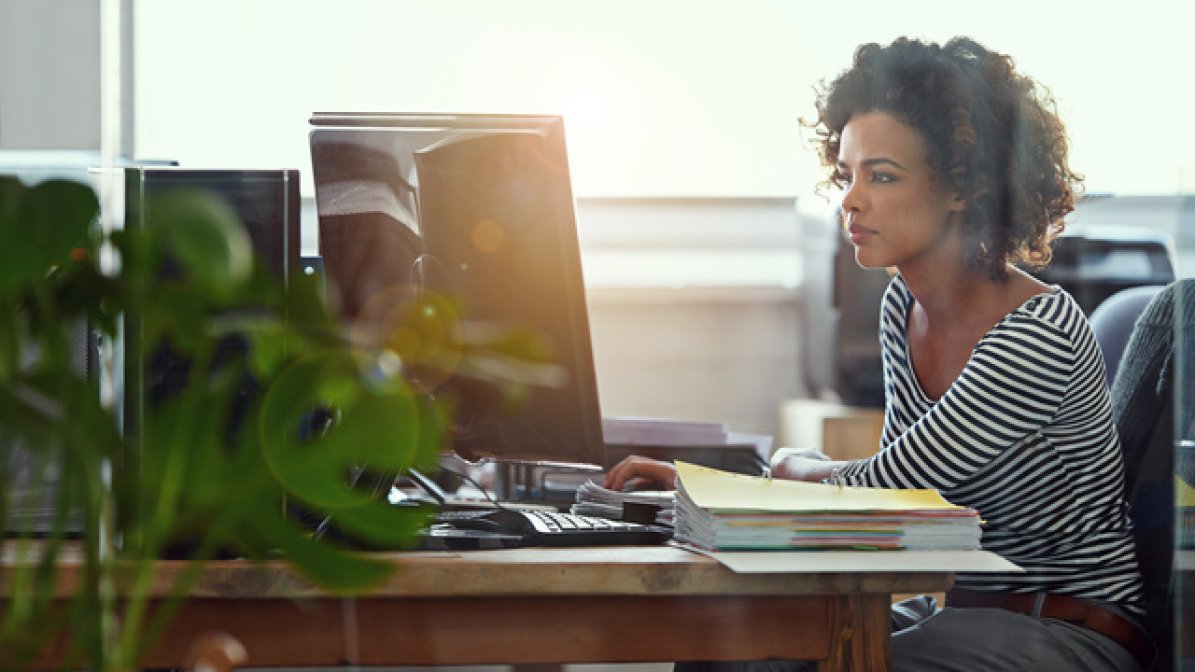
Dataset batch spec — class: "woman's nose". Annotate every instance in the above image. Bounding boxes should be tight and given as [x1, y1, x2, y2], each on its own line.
[841, 180, 863, 215]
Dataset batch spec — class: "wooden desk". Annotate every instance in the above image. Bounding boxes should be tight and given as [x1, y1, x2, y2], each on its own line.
[11, 545, 954, 672]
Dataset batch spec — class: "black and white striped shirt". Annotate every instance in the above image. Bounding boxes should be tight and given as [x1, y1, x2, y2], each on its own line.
[837, 273, 1144, 611]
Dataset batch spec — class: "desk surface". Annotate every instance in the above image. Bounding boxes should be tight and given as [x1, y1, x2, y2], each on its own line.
[5, 544, 957, 671]
[3, 543, 955, 599]
[180, 545, 958, 599]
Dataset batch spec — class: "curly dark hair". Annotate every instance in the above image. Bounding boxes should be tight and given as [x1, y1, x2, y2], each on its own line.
[809, 36, 1082, 280]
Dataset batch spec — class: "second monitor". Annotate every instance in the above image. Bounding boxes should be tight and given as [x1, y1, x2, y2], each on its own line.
[309, 112, 605, 470]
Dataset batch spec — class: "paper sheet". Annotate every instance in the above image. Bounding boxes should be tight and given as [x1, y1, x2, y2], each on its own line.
[684, 546, 1023, 574]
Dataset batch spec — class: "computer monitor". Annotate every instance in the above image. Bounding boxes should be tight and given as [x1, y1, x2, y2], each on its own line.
[309, 113, 605, 468]
[123, 167, 302, 445]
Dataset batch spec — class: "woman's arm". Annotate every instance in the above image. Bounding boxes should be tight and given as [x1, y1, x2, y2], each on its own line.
[604, 447, 850, 491]
[841, 315, 1074, 490]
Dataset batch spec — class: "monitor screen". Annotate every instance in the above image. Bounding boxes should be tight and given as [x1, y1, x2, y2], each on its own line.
[123, 168, 302, 440]
[309, 113, 604, 466]
[124, 168, 301, 283]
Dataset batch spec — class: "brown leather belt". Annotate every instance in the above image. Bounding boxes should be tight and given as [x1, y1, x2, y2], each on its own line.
[946, 588, 1154, 669]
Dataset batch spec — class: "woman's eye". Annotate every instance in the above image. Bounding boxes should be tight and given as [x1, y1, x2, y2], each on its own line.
[832, 170, 852, 185]
[872, 172, 896, 184]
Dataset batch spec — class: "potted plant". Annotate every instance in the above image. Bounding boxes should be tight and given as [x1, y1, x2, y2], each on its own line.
[0, 174, 460, 670]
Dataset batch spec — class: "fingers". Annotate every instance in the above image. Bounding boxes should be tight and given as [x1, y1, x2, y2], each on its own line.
[603, 456, 677, 491]
[603, 456, 641, 490]
[770, 447, 831, 467]
[771, 454, 842, 482]
[769, 454, 803, 480]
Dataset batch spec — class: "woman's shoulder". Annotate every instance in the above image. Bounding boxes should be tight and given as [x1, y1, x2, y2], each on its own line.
[881, 271, 912, 310]
[983, 283, 1096, 366]
[878, 273, 915, 338]
[1009, 283, 1085, 332]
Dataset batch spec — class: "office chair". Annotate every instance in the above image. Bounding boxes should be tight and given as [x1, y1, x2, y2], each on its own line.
[1089, 285, 1166, 388]
[1109, 279, 1195, 671]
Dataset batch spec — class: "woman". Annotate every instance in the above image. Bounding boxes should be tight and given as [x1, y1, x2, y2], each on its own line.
[606, 37, 1149, 671]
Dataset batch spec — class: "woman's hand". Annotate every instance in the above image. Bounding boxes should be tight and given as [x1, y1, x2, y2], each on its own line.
[603, 456, 677, 492]
[769, 447, 843, 483]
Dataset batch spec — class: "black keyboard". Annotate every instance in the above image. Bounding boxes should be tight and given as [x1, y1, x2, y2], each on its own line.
[424, 508, 671, 548]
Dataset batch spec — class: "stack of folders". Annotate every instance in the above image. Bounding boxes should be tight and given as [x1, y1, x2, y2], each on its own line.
[673, 461, 981, 551]
[571, 481, 676, 526]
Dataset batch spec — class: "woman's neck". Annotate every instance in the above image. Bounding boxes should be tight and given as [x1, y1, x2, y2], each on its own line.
[900, 262, 992, 323]
[900, 262, 1050, 332]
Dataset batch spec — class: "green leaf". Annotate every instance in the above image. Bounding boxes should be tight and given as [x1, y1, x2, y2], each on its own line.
[144, 189, 253, 299]
[22, 179, 99, 263]
[284, 271, 336, 327]
[258, 349, 370, 509]
[318, 499, 431, 548]
[49, 262, 121, 319]
[0, 305, 18, 382]
[0, 177, 98, 298]
[259, 348, 431, 510]
[249, 515, 396, 593]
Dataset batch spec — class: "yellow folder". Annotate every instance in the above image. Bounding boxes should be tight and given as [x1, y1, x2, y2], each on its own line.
[1177, 474, 1195, 508]
[675, 461, 968, 513]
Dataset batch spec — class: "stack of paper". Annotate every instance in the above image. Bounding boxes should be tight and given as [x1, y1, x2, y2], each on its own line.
[673, 461, 981, 551]
[601, 416, 774, 465]
[571, 480, 676, 526]
[601, 417, 729, 446]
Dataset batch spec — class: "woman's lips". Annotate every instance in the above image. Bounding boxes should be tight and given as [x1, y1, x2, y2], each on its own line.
[847, 223, 875, 245]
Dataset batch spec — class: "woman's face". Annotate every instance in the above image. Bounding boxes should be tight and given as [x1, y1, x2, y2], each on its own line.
[836, 111, 964, 272]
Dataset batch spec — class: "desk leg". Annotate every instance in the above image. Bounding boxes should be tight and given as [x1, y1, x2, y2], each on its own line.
[820, 594, 891, 672]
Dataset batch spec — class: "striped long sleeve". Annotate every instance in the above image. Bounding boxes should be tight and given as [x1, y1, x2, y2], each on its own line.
[838, 274, 1144, 611]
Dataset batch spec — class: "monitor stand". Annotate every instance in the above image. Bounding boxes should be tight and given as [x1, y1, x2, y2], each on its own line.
[404, 458, 603, 512]
[489, 459, 604, 507]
